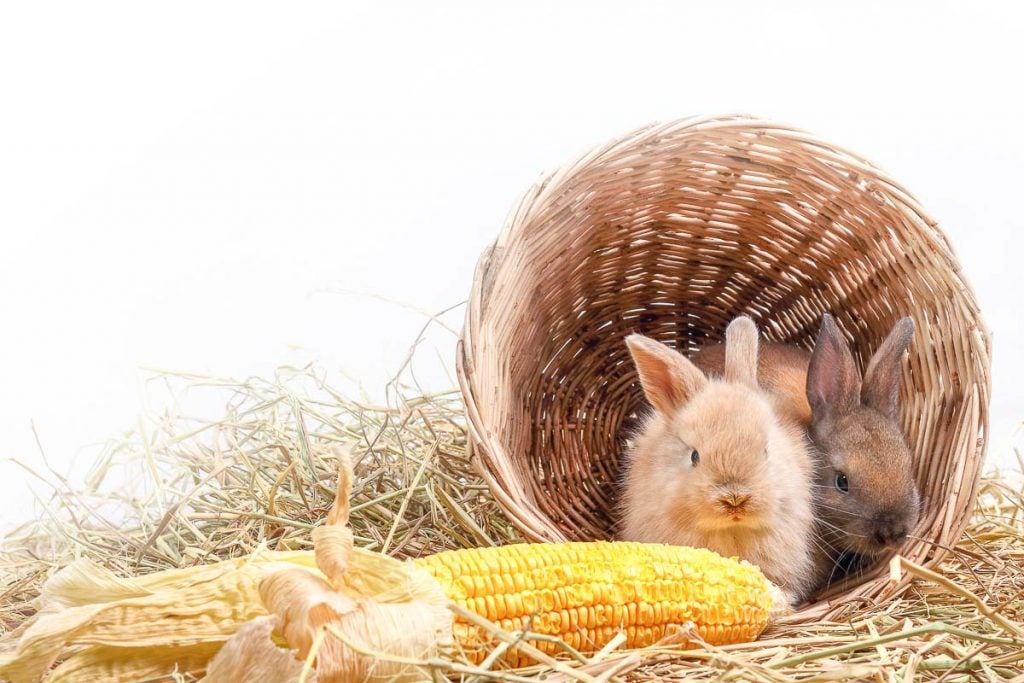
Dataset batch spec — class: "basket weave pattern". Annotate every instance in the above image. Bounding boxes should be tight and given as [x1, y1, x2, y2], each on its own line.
[456, 115, 991, 616]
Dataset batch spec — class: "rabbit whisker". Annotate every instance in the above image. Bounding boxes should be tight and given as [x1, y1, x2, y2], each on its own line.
[812, 504, 871, 521]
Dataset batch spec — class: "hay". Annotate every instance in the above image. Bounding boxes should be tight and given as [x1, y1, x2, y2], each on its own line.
[1, 353, 1022, 681]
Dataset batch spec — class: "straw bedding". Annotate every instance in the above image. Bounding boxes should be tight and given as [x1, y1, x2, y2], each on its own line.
[1, 362, 1021, 681]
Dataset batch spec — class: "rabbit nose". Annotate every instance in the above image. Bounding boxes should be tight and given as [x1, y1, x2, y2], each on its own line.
[720, 492, 751, 509]
[872, 524, 908, 548]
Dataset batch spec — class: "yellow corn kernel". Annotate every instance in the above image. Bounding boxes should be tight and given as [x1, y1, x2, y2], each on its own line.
[413, 541, 773, 666]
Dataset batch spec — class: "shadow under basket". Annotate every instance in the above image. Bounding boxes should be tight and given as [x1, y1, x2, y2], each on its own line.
[456, 114, 991, 619]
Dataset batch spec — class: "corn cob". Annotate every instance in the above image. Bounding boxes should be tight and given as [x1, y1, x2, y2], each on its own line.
[413, 540, 773, 666]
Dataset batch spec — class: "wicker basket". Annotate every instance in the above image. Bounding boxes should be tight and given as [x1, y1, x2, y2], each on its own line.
[456, 114, 991, 618]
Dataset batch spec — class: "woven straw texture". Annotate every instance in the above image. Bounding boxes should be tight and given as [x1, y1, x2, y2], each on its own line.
[456, 115, 991, 618]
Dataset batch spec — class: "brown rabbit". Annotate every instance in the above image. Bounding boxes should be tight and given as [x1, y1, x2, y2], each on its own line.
[618, 317, 817, 605]
[692, 314, 920, 593]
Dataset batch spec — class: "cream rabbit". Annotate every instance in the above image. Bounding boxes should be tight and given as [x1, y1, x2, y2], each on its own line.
[618, 316, 816, 605]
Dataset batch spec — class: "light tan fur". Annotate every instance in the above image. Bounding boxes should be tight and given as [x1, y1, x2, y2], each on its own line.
[723, 316, 759, 388]
[619, 317, 817, 605]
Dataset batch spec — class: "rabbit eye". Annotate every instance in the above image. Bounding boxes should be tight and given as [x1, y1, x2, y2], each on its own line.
[835, 471, 850, 493]
[690, 449, 700, 466]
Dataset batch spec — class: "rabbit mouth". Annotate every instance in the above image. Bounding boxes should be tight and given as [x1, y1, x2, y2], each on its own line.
[837, 514, 913, 557]
[725, 511, 755, 525]
[721, 506, 749, 520]
[707, 505, 760, 529]
[841, 534, 895, 558]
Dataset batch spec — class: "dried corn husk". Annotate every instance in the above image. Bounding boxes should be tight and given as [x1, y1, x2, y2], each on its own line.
[0, 551, 307, 682]
[0, 544, 452, 682]
[202, 616, 312, 683]
[0, 450, 453, 682]
[204, 449, 452, 682]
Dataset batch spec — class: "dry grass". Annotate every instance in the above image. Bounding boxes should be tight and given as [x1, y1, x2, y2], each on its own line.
[1, 356, 1022, 681]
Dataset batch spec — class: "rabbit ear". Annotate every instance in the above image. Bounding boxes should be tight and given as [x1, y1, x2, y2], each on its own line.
[724, 316, 759, 388]
[806, 314, 861, 423]
[626, 334, 708, 416]
[861, 317, 915, 420]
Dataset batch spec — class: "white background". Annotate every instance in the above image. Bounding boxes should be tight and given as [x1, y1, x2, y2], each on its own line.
[1, 2, 1022, 526]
